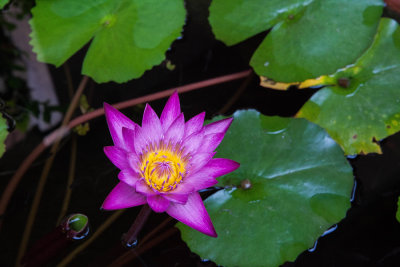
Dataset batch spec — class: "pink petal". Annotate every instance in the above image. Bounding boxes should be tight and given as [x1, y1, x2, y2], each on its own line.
[135, 179, 158, 196]
[182, 129, 205, 156]
[142, 104, 163, 145]
[122, 127, 135, 152]
[205, 117, 233, 135]
[162, 192, 190, 204]
[127, 152, 141, 173]
[197, 133, 225, 153]
[102, 182, 146, 210]
[169, 183, 195, 195]
[184, 112, 205, 138]
[147, 195, 170, 213]
[104, 146, 130, 170]
[160, 92, 181, 132]
[166, 192, 217, 237]
[165, 113, 185, 144]
[183, 171, 219, 191]
[118, 170, 141, 188]
[133, 126, 148, 155]
[184, 158, 239, 191]
[104, 103, 136, 149]
[187, 152, 216, 174]
[204, 158, 240, 178]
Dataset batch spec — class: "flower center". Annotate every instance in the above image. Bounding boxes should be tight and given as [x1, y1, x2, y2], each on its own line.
[140, 145, 187, 192]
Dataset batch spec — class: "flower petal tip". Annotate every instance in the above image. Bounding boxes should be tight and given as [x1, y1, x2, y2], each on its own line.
[102, 182, 147, 210]
[161, 92, 181, 131]
[207, 229, 218, 238]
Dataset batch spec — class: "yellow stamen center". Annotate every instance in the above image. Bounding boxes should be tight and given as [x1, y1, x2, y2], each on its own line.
[140, 143, 187, 192]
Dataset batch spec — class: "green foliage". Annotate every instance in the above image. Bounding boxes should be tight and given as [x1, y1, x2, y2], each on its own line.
[0, 0, 9, 9]
[0, 114, 8, 158]
[29, 0, 186, 83]
[298, 18, 400, 155]
[178, 110, 353, 267]
[397, 196, 400, 223]
[209, 0, 383, 82]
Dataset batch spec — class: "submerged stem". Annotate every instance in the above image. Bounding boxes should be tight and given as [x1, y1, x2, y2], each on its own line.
[57, 135, 78, 224]
[122, 205, 152, 248]
[16, 76, 89, 266]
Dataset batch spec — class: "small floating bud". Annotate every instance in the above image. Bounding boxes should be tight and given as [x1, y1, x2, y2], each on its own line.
[62, 213, 89, 240]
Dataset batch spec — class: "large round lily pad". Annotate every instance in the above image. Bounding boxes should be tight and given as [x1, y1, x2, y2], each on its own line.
[209, 0, 383, 82]
[177, 110, 353, 267]
[297, 18, 400, 155]
[29, 0, 185, 83]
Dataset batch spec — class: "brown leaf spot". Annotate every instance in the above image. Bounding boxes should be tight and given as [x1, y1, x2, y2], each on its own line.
[352, 134, 358, 139]
[240, 179, 252, 190]
[338, 77, 350, 88]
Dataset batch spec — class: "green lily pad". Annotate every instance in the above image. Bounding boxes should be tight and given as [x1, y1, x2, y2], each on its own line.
[396, 196, 400, 223]
[178, 110, 353, 267]
[209, 0, 383, 82]
[0, 114, 8, 158]
[0, 0, 9, 9]
[297, 18, 400, 155]
[29, 0, 185, 83]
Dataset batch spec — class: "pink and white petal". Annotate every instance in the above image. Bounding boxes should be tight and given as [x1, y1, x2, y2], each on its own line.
[127, 152, 141, 173]
[204, 158, 240, 178]
[102, 182, 146, 210]
[160, 91, 181, 132]
[183, 171, 219, 191]
[204, 117, 233, 135]
[187, 152, 216, 174]
[184, 112, 205, 138]
[142, 104, 163, 144]
[104, 146, 130, 170]
[118, 169, 141, 188]
[197, 133, 224, 153]
[133, 126, 148, 155]
[162, 192, 190, 204]
[122, 127, 135, 153]
[104, 103, 136, 149]
[166, 192, 217, 237]
[147, 195, 170, 213]
[135, 179, 158, 196]
[182, 129, 205, 156]
[165, 113, 185, 144]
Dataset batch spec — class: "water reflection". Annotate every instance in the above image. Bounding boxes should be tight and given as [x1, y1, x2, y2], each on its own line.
[308, 224, 338, 252]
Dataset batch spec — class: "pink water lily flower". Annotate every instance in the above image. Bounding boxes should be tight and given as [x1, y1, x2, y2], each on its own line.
[102, 92, 239, 237]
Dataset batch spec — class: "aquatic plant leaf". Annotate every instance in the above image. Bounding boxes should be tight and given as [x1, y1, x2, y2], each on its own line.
[29, 0, 185, 83]
[178, 110, 353, 267]
[259, 74, 334, 90]
[0, 0, 9, 9]
[0, 114, 8, 158]
[298, 18, 400, 155]
[209, 0, 383, 82]
[397, 196, 400, 223]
